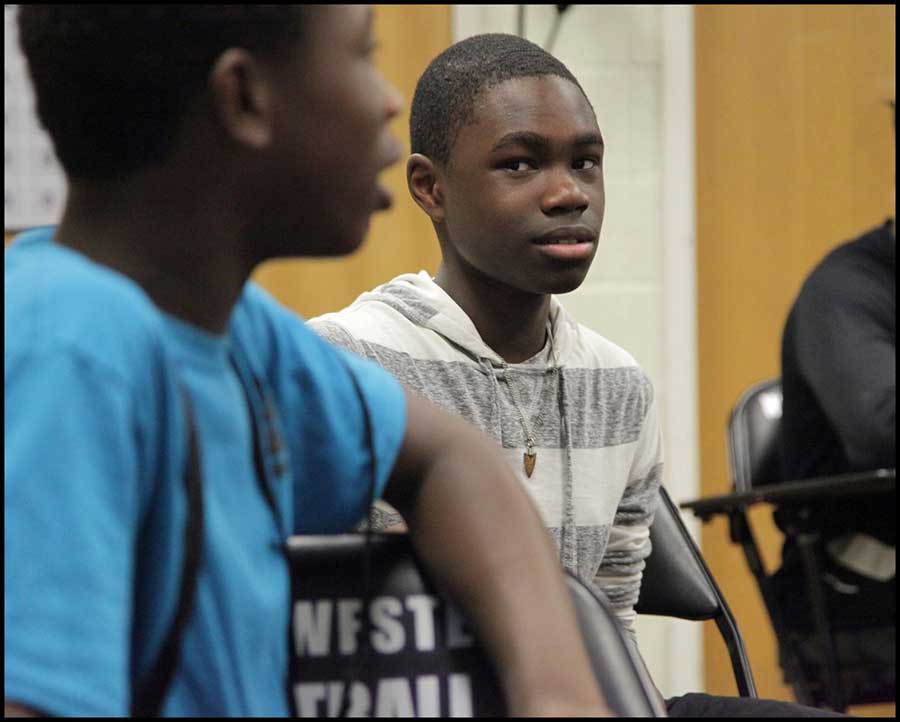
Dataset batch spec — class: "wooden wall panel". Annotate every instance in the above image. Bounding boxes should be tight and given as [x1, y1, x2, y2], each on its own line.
[251, 5, 451, 320]
[695, 4, 894, 714]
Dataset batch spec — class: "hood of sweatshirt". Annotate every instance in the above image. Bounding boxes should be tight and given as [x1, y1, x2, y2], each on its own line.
[352, 270, 580, 368]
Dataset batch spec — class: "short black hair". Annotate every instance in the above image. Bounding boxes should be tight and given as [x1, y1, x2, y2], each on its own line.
[410, 33, 592, 167]
[17, 5, 306, 179]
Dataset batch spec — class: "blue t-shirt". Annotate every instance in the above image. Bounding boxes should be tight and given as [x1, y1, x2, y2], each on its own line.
[4, 227, 407, 716]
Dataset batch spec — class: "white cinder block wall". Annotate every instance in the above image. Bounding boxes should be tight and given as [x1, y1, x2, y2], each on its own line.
[452, 5, 701, 697]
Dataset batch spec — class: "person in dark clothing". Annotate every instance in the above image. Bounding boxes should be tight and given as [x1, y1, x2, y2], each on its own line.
[781, 219, 896, 486]
[775, 217, 896, 699]
[778, 218, 896, 619]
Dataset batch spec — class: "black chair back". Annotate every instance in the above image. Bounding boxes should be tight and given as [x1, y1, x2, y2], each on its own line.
[728, 378, 784, 491]
[285, 533, 665, 717]
[636, 486, 757, 697]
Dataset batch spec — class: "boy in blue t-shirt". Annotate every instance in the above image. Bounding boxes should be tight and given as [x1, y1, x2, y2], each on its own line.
[5, 6, 608, 717]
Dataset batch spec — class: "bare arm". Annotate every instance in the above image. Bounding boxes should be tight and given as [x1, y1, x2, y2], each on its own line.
[383, 391, 612, 717]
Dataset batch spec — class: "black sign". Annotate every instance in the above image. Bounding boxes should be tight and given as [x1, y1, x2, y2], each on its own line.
[286, 534, 505, 717]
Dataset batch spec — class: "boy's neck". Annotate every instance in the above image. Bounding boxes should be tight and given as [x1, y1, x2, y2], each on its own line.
[435, 263, 552, 364]
[55, 177, 251, 335]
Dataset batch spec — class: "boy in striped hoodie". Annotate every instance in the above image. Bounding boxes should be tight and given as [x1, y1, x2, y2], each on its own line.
[312, 32, 845, 718]
[313, 29, 659, 652]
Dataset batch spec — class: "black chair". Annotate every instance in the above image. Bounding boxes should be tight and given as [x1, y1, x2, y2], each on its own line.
[284, 533, 666, 717]
[724, 378, 896, 711]
[636, 485, 757, 698]
[728, 378, 785, 494]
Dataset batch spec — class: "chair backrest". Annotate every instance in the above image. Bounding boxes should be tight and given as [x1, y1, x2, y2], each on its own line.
[728, 378, 784, 492]
[285, 533, 665, 717]
[636, 486, 719, 621]
[635, 486, 757, 697]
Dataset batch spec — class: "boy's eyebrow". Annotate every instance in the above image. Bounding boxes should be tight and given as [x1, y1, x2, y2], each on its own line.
[490, 131, 604, 153]
[491, 131, 550, 154]
[573, 132, 605, 148]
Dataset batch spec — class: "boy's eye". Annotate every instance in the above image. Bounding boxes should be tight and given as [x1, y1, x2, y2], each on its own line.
[501, 159, 536, 173]
[573, 157, 600, 170]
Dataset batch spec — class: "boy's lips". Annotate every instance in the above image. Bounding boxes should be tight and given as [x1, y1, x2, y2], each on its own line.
[533, 226, 597, 245]
[531, 225, 597, 261]
[533, 241, 595, 261]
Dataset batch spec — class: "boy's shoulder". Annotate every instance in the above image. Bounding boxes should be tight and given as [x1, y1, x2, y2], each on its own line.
[310, 303, 411, 353]
[556, 304, 644, 371]
[801, 224, 894, 304]
[5, 228, 171, 375]
[308, 274, 440, 355]
[233, 281, 361, 371]
[555, 305, 655, 405]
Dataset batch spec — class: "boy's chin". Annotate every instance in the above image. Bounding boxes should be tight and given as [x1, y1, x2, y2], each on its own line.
[329, 231, 368, 257]
[313, 215, 372, 257]
[277, 228, 367, 259]
[539, 269, 592, 296]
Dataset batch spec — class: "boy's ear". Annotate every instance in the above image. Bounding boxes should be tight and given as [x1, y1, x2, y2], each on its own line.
[208, 48, 273, 150]
[407, 153, 446, 224]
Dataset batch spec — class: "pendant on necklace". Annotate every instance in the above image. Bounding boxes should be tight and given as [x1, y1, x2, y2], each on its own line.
[524, 439, 537, 478]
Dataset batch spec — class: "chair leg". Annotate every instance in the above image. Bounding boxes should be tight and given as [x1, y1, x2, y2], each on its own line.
[733, 511, 817, 705]
[797, 533, 846, 712]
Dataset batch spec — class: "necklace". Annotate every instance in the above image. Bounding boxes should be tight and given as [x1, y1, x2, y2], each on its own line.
[502, 321, 558, 478]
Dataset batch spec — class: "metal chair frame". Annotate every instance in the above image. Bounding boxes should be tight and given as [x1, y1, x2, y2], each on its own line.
[636, 485, 757, 698]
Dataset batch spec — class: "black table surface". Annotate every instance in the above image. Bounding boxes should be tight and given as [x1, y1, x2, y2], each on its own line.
[680, 468, 896, 519]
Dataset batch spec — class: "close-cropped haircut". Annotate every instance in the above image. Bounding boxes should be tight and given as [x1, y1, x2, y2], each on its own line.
[410, 33, 593, 168]
[17, 5, 306, 179]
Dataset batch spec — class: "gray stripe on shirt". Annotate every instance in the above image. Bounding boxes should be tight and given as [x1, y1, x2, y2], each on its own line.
[614, 463, 663, 527]
[315, 331, 652, 450]
[548, 524, 612, 582]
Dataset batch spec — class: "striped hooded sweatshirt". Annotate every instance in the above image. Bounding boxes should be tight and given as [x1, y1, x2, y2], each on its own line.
[310, 271, 663, 638]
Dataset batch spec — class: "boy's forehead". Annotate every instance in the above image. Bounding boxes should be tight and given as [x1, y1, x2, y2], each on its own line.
[468, 76, 600, 142]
